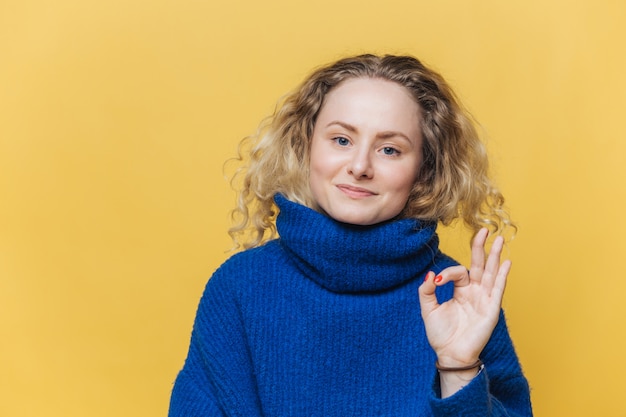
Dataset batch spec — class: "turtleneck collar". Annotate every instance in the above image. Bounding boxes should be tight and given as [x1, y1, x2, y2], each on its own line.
[274, 194, 442, 293]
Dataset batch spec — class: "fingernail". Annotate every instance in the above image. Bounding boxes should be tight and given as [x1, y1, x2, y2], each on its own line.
[424, 271, 433, 282]
[434, 275, 443, 283]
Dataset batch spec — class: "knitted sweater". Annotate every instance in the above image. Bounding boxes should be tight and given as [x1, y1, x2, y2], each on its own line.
[169, 195, 532, 416]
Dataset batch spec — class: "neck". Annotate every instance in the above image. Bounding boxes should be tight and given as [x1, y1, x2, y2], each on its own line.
[274, 194, 441, 293]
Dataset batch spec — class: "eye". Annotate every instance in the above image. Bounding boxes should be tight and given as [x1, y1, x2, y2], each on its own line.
[381, 146, 400, 156]
[333, 136, 350, 147]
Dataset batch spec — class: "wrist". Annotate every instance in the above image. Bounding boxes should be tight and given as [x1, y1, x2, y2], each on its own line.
[437, 361, 484, 398]
[435, 358, 483, 372]
[435, 353, 481, 369]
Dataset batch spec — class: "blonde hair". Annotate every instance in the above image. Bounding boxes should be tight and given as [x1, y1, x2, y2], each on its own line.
[228, 54, 514, 250]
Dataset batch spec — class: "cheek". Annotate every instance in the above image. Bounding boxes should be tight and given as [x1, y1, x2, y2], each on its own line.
[308, 146, 328, 195]
[310, 144, 341, 179]
[386, 163, 420, 206]
[309, 138, 325, 172]
[391, 163, 420, 190]
[309, 148, 322, 178]
[308, 165, 321, 193]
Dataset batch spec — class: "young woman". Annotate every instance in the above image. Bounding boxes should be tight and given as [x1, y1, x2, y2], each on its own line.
[169, 54, 532, 416]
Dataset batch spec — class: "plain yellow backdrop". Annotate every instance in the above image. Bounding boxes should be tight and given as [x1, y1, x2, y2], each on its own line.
[2, 0, 625, 415]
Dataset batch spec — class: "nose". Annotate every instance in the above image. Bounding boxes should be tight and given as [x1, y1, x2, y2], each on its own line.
[347, 149, 374, 179]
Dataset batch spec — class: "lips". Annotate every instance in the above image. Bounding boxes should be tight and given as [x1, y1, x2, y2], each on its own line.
[336, 184, 377, 198]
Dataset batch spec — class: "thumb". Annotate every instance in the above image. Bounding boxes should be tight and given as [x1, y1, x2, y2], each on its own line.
[418, 271, 440, 317]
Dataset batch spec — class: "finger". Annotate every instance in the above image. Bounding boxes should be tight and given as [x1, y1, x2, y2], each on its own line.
[482, 235, 505, 290]
[418, 271, 440, 317]
[491, 259, 511, 302]
[469, 228, 489, 282]
[432, 265, 471, 288]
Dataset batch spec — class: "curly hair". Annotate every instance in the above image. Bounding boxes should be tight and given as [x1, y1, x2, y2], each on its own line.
[228, 54, 515, 250]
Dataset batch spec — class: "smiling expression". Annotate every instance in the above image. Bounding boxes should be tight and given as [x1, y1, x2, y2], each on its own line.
[309, 77, 423, 225]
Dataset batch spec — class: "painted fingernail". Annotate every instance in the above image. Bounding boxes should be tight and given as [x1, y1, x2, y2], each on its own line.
[424, 271, 433, 282]
[434, 275, 443, 283]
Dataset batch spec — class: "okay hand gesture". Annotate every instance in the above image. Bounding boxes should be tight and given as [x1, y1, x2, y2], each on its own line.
[418, 228, 510, 369]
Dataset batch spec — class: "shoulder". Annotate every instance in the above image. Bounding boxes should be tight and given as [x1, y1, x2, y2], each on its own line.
[216, 240, 283, 274]
[202, 240, 286, 294]
[191, 240, 286, 319]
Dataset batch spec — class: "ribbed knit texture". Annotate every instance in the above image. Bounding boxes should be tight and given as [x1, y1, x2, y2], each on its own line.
[169, 195, 532, 416]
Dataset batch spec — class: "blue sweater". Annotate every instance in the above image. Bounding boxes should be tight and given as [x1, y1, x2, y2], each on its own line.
[169, 195, 532, 416]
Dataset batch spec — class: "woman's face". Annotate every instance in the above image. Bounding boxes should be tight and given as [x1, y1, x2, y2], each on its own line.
[309, 77, 423, 225]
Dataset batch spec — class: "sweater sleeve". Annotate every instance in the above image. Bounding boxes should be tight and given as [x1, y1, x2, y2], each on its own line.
[169, 265, 264, 417]
[428, 310, 533, 416]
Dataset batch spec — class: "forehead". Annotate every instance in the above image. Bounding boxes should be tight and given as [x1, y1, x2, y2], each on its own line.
[323, 77, 417, 104]
[315, 77, 422, 133]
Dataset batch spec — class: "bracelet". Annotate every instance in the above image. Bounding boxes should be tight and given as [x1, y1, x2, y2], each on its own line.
[435, 359, 483, 372]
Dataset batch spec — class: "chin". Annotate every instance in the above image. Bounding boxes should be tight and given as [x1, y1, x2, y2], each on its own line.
[331, 212, 379, 226]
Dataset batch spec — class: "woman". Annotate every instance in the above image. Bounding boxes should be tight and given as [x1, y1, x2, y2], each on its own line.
[169, 54, 532, 416]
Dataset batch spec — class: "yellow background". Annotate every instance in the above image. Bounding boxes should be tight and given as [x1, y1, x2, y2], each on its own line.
[1, 0, 624, 415]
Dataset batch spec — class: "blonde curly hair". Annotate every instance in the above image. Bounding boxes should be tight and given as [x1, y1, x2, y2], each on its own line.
[228, 54, 514, 250]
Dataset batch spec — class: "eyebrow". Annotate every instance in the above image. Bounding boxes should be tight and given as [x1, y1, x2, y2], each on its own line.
[325, 120, 414, 143]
